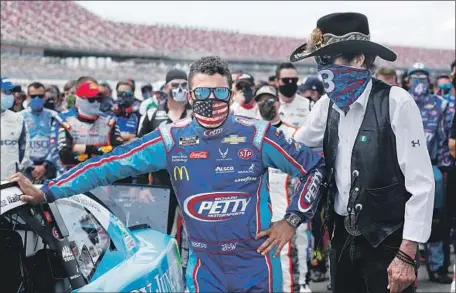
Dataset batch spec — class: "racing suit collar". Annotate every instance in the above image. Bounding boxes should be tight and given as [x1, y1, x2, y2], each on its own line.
[191, 113, 232, 136]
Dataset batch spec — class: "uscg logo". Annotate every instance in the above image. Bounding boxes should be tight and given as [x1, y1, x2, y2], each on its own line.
[183, 192, 251, 222]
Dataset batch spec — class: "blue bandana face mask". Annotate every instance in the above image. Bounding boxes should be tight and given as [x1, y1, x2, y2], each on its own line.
[317, 64, 371, 113]
[29, 96, 45, 112]
[409, 76, 429, 100]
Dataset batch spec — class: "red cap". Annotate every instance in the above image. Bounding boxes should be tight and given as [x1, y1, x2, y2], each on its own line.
[76, 81, 101, 99]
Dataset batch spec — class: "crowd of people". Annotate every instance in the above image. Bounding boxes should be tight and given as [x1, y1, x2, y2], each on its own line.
[2, 12, 456, 293]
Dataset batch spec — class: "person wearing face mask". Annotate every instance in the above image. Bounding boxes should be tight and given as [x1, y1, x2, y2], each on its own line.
[292, 13, 436, 292]
[275, 63, 310, 127]
[98, 81, 115, 116]
[1, 77, 31, 181]
[255, 85, 312, 293]
[406, 64, 454, 284]
[434, 75, 455, 105]
[139, 83, 158, 116]
[231, 73, 259, 118]
[299, 76, 325, 111]
[20, 82, 66, 183]
[13, 56, 326, 293]
[113, 80, 141, 145]
[137, 69, 191, 230]
[57, 81, 122, 170]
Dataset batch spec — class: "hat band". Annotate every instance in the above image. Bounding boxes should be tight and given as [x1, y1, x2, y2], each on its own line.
[323, 32, 370, 46]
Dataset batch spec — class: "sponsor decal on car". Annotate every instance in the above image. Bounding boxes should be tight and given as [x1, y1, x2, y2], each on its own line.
[204, 128, 223, 137]
[52, 226, 63, 241]
[189, 151, 209, 159]
[238, 148, 253, 160]
[221, 135, 246, 145]
[62, 245, 75, 262]
[184, 192, 251, 222]
[179, 135, 199, 146]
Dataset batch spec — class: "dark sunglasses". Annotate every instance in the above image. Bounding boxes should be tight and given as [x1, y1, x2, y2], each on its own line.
[31, 94, 45, 99]
[117, 90, 134, 98]
[170, 82, 188, 89]
[314, 54, 344, 66]
[86, 96, 104, 103]
[280, 77, 299, 84]
[191, 87, 231, 101]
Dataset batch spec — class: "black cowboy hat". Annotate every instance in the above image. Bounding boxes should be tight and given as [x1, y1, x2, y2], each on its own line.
[290, 12, 397, 63]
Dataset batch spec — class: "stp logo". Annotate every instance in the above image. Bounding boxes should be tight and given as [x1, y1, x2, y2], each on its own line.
[204, 128, 223, 137]
[190, 151, 209, 159]
[184, 192, 251, 222]
[238, 148, 253, 160]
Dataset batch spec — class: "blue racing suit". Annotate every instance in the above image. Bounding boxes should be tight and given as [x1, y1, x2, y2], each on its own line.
[20, 108, 65, 181]
[415, 94, 451, 273]
[42, 115, 325, 292]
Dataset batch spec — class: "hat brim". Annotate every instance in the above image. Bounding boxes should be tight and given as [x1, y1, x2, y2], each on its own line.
[290, 40, 397, 63]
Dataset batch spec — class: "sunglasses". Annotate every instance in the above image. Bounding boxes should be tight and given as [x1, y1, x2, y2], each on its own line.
[191, 87, 231, 101]
[438, 84, 452, 89]
[170, 82, 188, 89]
[314, 54, 344, 66]
[117, 90, 134, 98]
[86, 96, 104, 103]
[410, 74, 428, 79]
[31, 94, 45, 99]
[280, 77, 299, 84]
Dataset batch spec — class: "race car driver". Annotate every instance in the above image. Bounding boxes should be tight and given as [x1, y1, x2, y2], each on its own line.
[255, 85, 310, 293]
[1, 77, 31, 181]
[58, 81, 123, 170]
[20, 82, 66, 183]
[13, 56, 325, 293]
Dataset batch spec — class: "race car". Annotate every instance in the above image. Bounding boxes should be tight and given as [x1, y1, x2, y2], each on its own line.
[0, 182, 184, 293]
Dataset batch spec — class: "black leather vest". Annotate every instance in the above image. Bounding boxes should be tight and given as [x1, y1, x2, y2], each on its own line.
[323, 79, 411, 247]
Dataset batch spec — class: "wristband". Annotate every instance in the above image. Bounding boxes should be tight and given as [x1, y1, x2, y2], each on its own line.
[395, 249, 417, 270]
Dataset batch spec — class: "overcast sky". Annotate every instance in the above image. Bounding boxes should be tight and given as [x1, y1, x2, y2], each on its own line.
[76, 1, 455, 50]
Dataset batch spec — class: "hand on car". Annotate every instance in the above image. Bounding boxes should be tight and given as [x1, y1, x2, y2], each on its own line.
[8, 172, 46, 205]
[255, 219, 296, 257]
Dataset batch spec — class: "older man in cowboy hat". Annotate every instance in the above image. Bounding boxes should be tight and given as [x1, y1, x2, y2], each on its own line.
[293, 13, 435, 293]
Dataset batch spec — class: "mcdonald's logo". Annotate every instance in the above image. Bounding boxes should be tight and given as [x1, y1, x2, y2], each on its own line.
[173, 166, 190, 181]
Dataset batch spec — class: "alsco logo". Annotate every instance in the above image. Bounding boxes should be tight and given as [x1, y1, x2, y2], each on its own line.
[173, 166, 189, 181]
[183, 192, 251, 222]
[189, 151, 209, 159]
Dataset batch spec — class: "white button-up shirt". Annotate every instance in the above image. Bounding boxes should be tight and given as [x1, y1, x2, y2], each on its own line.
[294, 80, 435, 243]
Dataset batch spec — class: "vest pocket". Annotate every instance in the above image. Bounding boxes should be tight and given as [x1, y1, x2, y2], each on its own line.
[365, 182, 406, 221]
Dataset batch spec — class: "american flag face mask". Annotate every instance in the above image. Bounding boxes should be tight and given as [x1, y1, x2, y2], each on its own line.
[192, 99, 229, 129]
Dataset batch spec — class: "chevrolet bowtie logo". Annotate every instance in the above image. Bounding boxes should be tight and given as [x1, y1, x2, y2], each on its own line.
[174, 166, 189, 181]
[221, 135, 247, 145]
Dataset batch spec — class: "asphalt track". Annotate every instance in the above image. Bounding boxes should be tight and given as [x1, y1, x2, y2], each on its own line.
[309, 253, 455, 293]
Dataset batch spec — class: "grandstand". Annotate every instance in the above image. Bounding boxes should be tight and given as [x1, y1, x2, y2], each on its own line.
[1, 0, 455, 83]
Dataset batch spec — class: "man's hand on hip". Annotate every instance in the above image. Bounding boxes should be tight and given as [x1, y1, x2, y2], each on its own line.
[255, 219, 296, 258]
[8, 172, 46, 205]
